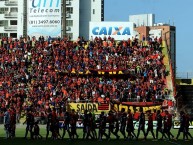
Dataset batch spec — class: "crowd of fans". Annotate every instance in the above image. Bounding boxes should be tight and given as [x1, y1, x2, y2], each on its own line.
[0, 35, 167, 119]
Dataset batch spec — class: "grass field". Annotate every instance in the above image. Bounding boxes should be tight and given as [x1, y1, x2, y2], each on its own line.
[0, 125, 193, 145]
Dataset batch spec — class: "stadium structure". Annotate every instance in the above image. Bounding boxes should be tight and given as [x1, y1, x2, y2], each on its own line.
[0, 0, 104, 40]
[1, 0, 193, 130]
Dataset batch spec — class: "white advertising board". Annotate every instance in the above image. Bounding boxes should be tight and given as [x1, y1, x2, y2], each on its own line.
[59, 120, 158, 129]
[27, 0, 61, 37]
[173, 120, 193, 129]
[89, 22, 134, 40]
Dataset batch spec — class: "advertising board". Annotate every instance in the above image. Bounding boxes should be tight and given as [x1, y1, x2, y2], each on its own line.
[68, 103, 110, 114]
[173, 120, 193, 129]
[27, 0, 61, 37]
[113, 104, 162, 114]
[89, 22, 134, 40]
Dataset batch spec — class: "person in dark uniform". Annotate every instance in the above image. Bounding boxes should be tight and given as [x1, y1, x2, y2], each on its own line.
[33, 121, 43, 139]
[184, 112, 193, 140]
[46, 108, 52, 139]
[82, 110, 89, 139]
[145, 110, 155, 140]
[136, 108, 146, 140]
[114, 112, 120, 138]
[10, 107, 16, 138]
[163, 112, 168, 139]
[175, 111, 186, 140]
[156, 110, 166, 140]
[86, 112, 94, 139]
[107, 111, 119, 139]
[98, 111, 109, 141]
[126, 109, 136, 140]
[53, 118, 61, 140]
[120, 108, 127, 140]
[23, 109, 34, 139]
[91, 112, 97, 139]
[62, 111, 71, 139]
[70, 109, 78, 139]
[51, 108, 57, 139]
[4, 108, 10, 139]
[164, 110, 174, 140]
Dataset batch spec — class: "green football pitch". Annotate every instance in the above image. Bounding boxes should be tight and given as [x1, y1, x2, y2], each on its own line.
[0, 125, 192, 145]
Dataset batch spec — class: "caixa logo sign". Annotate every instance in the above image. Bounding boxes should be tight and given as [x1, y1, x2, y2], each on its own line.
[92, 27, 131, 35]
[31, 0, 60, 8]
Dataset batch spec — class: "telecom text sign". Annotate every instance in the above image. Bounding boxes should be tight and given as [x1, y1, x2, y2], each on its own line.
[89, 22, 134, 40]
[27, 0, 61, 37]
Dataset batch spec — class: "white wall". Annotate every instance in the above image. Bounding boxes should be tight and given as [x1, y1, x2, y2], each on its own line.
[91, 0, 102, 22]
[67, 0, 79, 40]
[129, 14, 155, 27]
[0, 14, 5, 21]
[80, 0, 102, 40]
[0, 27, 4, 33]
[17, 0, 24, 38]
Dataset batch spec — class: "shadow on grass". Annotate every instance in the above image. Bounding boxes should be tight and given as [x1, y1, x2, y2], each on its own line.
[0, 138, 192, 145]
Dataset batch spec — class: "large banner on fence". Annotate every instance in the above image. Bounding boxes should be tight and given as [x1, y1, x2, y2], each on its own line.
[27, 0, 61, 37]
[113, 104, 162, 114]
[68, 103, 110, 114]
[68, 103, 161, 115]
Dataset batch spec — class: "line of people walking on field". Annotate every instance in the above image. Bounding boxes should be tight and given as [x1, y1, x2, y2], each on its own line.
[4, 107, 192, 141]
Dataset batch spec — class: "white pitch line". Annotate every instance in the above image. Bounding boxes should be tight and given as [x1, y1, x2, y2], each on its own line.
[167, 140, 181, 145]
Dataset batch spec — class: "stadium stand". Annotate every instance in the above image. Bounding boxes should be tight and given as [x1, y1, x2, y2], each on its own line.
[0, 36, 170, 122]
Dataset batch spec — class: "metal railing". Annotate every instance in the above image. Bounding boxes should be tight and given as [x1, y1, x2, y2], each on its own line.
[4, 12, 17, 18]
[66, 0, 71, 5]
[176, 72, 193, 79]
[4, 25, 17, 30]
